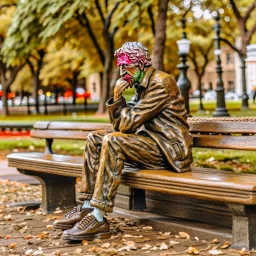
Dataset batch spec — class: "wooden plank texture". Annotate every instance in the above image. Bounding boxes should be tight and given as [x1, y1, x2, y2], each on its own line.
[31, 130, 90, 140]
[47, 122, 113, 131]
[189, 121, 256, 134]
[193, 134, 256, 150]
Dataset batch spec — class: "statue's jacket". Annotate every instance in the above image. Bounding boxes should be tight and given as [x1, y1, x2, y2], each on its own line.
[106, 66, 193, 173]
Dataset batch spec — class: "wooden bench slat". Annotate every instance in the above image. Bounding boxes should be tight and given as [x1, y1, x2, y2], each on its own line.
[193, 134, 256, 150]
[33, 121, 50, 129]
[189, 121, 256, 134]
[33, 121, 113, 131]
[47, 122, 113, 131]
[31, 130, 90, 140]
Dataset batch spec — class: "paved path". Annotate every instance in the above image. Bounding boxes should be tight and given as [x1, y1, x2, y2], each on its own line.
[0, 159, 39, 184]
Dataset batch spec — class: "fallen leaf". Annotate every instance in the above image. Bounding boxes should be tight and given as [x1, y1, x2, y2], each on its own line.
[25, 249, 33, 255]
[5, 235, 11, 240]
[46, 225, 53, 230]
[141, 244, 151, 250]
[150, 246, 158, 251]
[122, 234, 138, 238]
[208, 249, 224, 255]
[4, 214, 12, 221]
[94, 238, 102, 244]
[211, 238, 220, 244]
[54, 210, 63, 214]
[82, 240, 88, 246]
[87, 246, 100, 252]
[101, 242, 110, 248]
[159, 242, 168, 250]
[8, 243, 17, 249]
[142, 226, 153, 231]
[239, 248, 250, 255]
[54, 251, 61, 256]
[25, 235, 32, 240]
[220, 241, 231, 249]
[179, 231, 190, 239]
[188, 246, 199, 255]
[126, 241, 136, 247]
[169, 239, 180, 246]
[37, 231, 49, 239]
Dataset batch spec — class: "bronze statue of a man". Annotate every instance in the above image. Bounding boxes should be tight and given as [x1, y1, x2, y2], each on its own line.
[53, 42, 193, 240]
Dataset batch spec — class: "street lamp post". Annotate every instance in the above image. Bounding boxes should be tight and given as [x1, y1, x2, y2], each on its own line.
[177, 17, 191, 116]
[212, 12, 230, 117]
[241, 58, 249, 110]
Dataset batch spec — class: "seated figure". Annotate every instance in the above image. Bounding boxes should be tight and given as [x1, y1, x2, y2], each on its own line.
[53, 42, 193, 240]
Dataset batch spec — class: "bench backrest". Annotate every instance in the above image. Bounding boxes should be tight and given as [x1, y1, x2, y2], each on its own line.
[31, 117, 256, 152]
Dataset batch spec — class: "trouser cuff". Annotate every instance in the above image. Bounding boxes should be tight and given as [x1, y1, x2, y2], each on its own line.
[90, 198, 113, 213]
[78, 192, 93, 201]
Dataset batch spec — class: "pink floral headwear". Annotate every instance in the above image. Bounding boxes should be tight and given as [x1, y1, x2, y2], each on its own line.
[114, 42, 152, 68]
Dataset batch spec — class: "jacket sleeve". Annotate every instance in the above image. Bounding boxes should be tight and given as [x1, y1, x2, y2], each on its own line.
[121, 82, 171, 133]
[106, 97, 128, 131]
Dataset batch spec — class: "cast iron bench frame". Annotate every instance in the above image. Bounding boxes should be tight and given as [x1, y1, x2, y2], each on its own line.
[7, 117, 256, 249]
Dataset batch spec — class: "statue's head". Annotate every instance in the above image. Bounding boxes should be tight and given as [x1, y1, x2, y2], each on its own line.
[114, 42, 152, 85]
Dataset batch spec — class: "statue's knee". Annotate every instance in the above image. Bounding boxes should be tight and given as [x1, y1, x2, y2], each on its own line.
[87, 130, 98, 140]
[103, 132, 122, 144]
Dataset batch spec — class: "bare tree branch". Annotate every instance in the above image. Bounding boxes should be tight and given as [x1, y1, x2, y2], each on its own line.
[147, 5, 155, 36]
[95, 0, 105, 25]
[75, 11, 105, 65]
[6, 65, 23, 87]
[220, 37, 242, 56]
[244, 1, 256, 21]
[26, 59, 35, 75]
[189, 48, 200, 77]
[229, 0, 241, 20]
[105, 1, 120, 32]
[105, 0, 108, 12]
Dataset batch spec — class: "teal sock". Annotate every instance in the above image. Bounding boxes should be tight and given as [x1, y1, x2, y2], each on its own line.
[82, 200, 92, 209]
[91, 207, 105, 222]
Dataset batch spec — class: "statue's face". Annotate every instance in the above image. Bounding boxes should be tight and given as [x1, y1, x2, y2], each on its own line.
[116, 53, 140, 86]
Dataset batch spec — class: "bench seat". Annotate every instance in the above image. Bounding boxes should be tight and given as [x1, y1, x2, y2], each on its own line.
[8, 152, 256, 205]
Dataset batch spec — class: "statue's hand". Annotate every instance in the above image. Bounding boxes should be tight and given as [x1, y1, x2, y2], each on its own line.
[114, 78, 130, 102]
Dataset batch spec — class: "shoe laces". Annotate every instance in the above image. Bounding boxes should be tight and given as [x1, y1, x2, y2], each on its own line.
[65, 205, 82, 218]
[77, 214, 95, 229]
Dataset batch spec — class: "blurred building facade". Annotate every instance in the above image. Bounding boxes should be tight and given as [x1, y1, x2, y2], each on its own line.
[188, 46, 236, 94]
[188, 44, 256, 97]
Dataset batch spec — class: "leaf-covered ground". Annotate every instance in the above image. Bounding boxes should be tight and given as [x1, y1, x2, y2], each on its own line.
[1, 179, 256, 256]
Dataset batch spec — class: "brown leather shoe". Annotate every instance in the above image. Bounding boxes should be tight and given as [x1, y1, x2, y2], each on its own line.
[61, 214, 111, 240]
[53, 205, 92, 230]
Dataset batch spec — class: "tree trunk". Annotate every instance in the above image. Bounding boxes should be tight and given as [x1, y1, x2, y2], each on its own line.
[96, 49, 112, 115]
[152, 0, 168, 71]
[2, 86, 9, 116]
[33, 74, 40, 114]
[197, 75, 205, 111]
[72, 71, 79, 106]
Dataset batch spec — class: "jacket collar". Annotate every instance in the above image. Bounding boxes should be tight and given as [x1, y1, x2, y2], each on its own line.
[139, 66, 155, 88]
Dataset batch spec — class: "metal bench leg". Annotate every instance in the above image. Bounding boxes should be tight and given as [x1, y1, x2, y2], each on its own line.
[18, 169, 76, 213]
[227, 203, 256, 250]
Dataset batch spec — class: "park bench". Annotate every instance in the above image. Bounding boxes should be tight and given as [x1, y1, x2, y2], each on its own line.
[7, 117, 256, 249]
